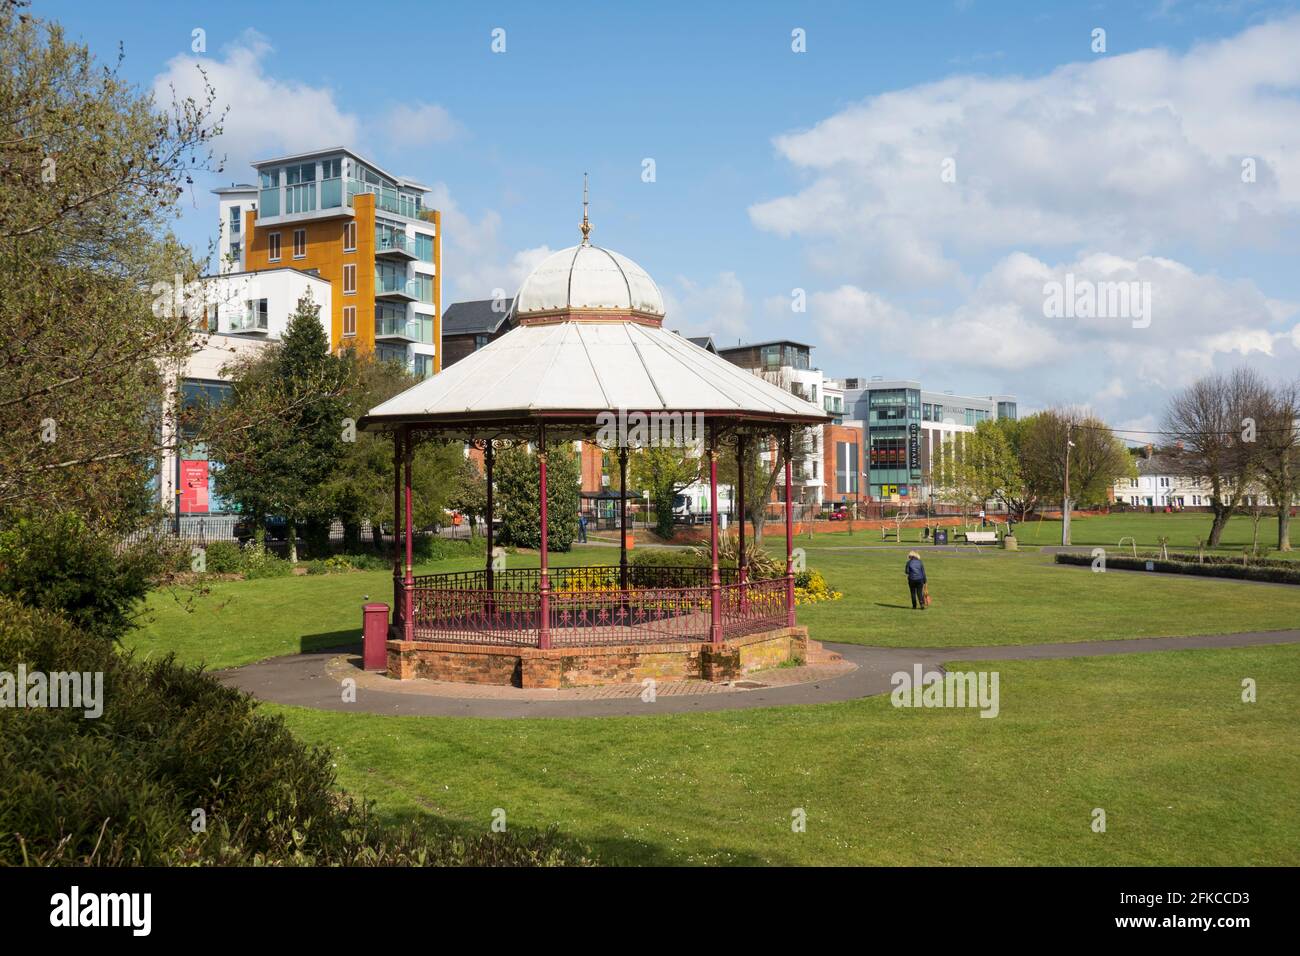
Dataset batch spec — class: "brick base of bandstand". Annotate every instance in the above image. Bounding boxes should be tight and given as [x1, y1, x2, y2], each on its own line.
[386, 626, 810, 689]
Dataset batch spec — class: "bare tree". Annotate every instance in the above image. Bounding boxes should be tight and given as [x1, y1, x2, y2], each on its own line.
[1252, 379, 1300, 551]
[1163, 369, 1266, 548]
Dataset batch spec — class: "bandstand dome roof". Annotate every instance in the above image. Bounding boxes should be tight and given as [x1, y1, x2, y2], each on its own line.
[513, 244, 665, 318]
[360, 212, 829, 432]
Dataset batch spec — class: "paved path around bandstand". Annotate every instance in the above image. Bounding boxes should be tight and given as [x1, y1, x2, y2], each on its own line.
[215, 628, 1300, 720]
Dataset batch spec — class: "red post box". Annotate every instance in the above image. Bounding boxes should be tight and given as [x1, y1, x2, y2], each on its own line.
[363, 602, 390, 671]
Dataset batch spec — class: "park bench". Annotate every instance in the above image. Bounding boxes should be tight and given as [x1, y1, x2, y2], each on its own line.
[959, 530, 999, 544]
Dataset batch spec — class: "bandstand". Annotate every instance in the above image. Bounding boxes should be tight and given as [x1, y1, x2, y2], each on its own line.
[358, 205, 829, 688]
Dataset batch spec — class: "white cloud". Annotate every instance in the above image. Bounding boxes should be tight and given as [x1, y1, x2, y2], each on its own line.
[750, 15, 1300, 290]
[154, 30, 359, 176]
[381, 103, 462, 147]
[663, 272, 751, 338]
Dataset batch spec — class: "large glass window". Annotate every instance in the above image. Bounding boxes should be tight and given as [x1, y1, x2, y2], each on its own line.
[415, 232, 434, 262]
[258, 169, 280, 217]
[285, 162, 317, 214]
[836, 441, 859, 494]
[418, 273, 434, 304]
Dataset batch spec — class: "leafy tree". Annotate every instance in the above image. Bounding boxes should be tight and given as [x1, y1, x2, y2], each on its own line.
[964, 419, 1029, 519]
[717, 430, 809, 548]
[0, 3, 226, 528]
[321, 353, 460, 551]
[629, 446, 700, 539]
[1021, 408, 1133, 545]
[210, 294, 350, 561]
[495, 443, 579, 551]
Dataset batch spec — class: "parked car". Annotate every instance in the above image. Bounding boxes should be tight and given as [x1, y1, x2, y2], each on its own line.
[827, 509, 848, 522]
[234, 514, 289, 543]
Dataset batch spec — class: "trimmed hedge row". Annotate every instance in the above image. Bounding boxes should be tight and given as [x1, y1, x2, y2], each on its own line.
[1055, 552, 1300, 585]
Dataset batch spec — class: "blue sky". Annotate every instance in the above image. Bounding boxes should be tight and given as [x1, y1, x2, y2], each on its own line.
[41, 0, 1300, 430]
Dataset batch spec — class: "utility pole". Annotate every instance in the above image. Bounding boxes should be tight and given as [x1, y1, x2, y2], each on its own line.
[1062, 421, 1075, 546]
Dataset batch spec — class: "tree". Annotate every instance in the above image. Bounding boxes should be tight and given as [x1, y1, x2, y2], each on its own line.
[447, 454, 489, 534]
[1252, 380, 1300, 552]
[1021, 409, 1132, 545]
[0, 3, 225, 528]
[495, 443, 579, 552]
[629, 446, 700, 539]
[320, 353, 459, 551]
[210, 294, 350, 562]
[930, 432, 980, 522]
[1163, 369, 1266, 548]
[717, 429, 810, 548]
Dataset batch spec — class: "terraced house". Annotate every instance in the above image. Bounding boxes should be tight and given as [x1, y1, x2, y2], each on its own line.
[219, 146, 442, 377]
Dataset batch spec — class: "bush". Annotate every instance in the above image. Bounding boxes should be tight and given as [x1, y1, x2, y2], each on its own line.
[306, 555, 355, 575]
[413, 534, 485, 563]
[238, 542, 292, 579]
[629, 547, 708, 586]
[794, 569, 842, 605]
[495, 446, 579, 552]
[0, 511, 161, 642]
[0, 597, 593, 867]
[202, 541, 243, 574]
[1054, 552, 1300, 585]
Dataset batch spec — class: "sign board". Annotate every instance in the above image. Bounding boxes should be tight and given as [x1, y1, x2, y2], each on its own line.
[881, 484, 898, 496]
[908, 422, 921, 473]
[180, 460, 209, 514]
[899, 485, 910, 497]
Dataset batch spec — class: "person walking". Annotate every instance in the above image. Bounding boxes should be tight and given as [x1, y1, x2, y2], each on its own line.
[577, 512, 588, 543]
[904, 550, 928, 610]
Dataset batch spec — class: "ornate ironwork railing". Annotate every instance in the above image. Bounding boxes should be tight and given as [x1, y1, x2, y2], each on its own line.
[398, 565, 781, 647]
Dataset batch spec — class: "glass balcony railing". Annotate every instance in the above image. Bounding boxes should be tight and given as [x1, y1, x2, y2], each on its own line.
[374, 273, 420, 298]
[375, 315, 422, 340]
[229, 312, 268, 333]
[375, 231, 415, 255]
[347, 179, 424, 219]
[320, 177, 342, 209]
[258, 186, 279, 218]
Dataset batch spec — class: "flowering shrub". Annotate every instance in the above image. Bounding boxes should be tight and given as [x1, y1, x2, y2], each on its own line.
[794, 569, 841, 605]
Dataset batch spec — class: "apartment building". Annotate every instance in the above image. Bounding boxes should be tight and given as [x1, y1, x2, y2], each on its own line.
[717, 340, 827, 506]
[231, 147, 442, 378]
[841, 378, 1017, 503]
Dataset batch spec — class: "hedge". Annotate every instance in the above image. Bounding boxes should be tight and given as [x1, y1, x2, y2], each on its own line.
[1054, 552, 1300, 585]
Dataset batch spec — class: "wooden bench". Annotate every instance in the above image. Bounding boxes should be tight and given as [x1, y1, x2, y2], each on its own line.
[959, 530, 999, 544]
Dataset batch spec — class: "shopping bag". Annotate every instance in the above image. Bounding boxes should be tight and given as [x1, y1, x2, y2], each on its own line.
[923, 584, 932, 607]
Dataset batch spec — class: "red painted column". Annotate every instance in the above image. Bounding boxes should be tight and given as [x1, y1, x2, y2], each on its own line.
[403, 426, 415, 641]
[392, 428, 403, 631]
[784, 431, 796, 628]
[709, 421, 722, 645]
[736, 433, 747, 585]
[618, 446, 629, 591]
[484, 440, 495, 621]
[537, 424, 551, 649]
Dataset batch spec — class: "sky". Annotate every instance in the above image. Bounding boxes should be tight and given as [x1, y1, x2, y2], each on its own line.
[39, 0, 1300, 435]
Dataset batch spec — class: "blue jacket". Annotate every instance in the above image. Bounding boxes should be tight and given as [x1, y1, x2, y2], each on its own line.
[905, 558, 926, 583]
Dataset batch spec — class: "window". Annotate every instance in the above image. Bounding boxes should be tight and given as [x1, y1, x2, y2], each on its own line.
[228, 205, 241, 236]
[342, 306, 356, 337]
[418, 273, 434, 304]
[474, 334, 489, 351]
[293, 228, 306, 259]
[414, 354, 433, 378]
[268, 232, 281, 262]
[415, 232, 434, 262]
[321, 158, 341, 179]
[343, 263, 356, 294]
[343, 221, 356, 251]
[242, 299, 268, 331]
[229, 242, 241, 262]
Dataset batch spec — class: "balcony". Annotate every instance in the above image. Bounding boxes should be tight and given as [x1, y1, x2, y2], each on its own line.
[374, 273, 419, 301]
[375, 314, 422, 341]
[375, 230, 416, 260]
[347, 180, 424, 220]
[228, 312, 269, 334]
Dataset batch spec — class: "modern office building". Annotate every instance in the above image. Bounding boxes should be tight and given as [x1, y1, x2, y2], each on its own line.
[223, 146, 442, 378]
[841, 378, 1017, 502]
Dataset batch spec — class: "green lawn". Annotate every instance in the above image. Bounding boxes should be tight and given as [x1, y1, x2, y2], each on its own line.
[274, 645, 1300, 865]
[768, 512, 1297, 556]
[797, 549, 1300, 648]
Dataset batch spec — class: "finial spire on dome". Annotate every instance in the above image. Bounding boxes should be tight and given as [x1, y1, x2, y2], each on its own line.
[579, 172, 592, 245]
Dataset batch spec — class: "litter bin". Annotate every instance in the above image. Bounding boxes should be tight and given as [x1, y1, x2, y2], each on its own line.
[934, 529, 948, 545]
[363, 602, 389, 671]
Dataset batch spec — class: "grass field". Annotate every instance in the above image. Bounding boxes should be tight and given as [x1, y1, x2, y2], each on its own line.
[766, 512, 1296, 556]
[131, 533, 1300, 866]
[274, 645, 1300, 865]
